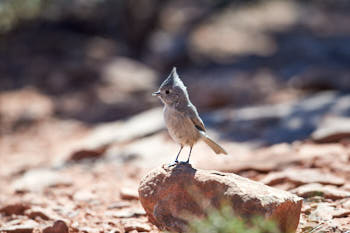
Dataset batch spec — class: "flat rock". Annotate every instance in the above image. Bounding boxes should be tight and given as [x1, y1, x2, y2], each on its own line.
[122, 220, 151, 232]
[66, 108, 164, 162]
[289, 69, 350, 92]
[309, 203, 350, 221]
[290, 183, 350, 200]
[77, 107, 163, 149]
[107, 201, 130, 209]
[73, 190, 96, 202]
[0, 226, 34, 233]
[12, 169, 72, 192]
[120, 187, 139, 200]
[260, 168, 345, 186]
[195, 143, 298, 172]
[25, 207, 57, 220]
[0, 203, 30, 216]
[106, 208, 146, 218]
[311, 116, 350, 143]
[208, 92, 350, 144]
[0, 220, 38, 233]
[138, 164, 302, 233]
[342, 199, 350, 209]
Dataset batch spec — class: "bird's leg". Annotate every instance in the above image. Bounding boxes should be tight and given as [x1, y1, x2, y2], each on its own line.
[175, 145, 183, 163]
[184, 146, 193, 164]
[168, 145, 183, 167]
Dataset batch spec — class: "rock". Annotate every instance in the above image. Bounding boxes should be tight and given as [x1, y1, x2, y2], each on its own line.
[195, 143, 298, 172]
[288, 68, 350, 92]
[66, 108, 164, 162]
[0, 88, 54, 130]
[106, 209, 135, 218]
[73, 190, 96, 202]
[260, 168, 345, 186]
[25, 207, 54, 220]
[290, 183, 350, 200]
[107, 202, 130, 209]
[105, 133, 177, 167]
[309, 203, 350, 221]
[263, 92, 350, 144]
[207, 91, 350, 144]
[122, 220, 151, 232]
[127, 230, 138, 233]
[0, 203, 30, 216]
[342, 199, 350, 209]
[343, 183, 350, 192]
[120, 188, 139, 200]
[84, 107, 163, 146]
[0, 226, 33, 233]
[138, 164, 302, 233]
[43, 220, 69, 233]
[106, 208, 146, 218]
[69, 147, 108, 162]
[312, 116, 350, 143]
[78, 226, 99, 233]
[0, 220, 38, 233]
[12, 169, 72, 192]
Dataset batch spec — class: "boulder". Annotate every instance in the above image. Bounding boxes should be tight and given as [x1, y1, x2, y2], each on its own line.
[138, 164, 302, 233]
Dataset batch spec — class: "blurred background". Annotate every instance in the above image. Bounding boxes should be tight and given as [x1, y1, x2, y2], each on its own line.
[1, 1, 350, 232]
[1, 0, 350, 132]
[1, 0, 350, 144]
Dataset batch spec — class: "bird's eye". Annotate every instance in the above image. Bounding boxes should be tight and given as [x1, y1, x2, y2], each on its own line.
[165, 90, 170, 94]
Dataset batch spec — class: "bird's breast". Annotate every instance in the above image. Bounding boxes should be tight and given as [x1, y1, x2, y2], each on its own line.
[163, 106, 200, 145]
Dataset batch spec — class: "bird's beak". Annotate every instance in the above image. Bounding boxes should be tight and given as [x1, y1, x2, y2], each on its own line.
[152, 91, 160, 96]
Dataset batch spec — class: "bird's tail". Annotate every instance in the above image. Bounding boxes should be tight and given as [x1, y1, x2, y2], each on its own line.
[200, 132, 228, 155]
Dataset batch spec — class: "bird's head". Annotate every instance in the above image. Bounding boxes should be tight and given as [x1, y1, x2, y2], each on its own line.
[153, 67, 188, 106]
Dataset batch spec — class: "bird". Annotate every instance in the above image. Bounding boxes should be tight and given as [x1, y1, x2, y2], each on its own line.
[152, 67, 227, 165]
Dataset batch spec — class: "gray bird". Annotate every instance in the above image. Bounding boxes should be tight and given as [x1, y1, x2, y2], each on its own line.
[152, 67, 227, 165]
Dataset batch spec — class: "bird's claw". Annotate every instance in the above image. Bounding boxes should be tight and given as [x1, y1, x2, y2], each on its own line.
[168, 160, 179, 167]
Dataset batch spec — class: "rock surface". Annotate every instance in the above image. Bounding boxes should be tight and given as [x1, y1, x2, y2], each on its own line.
[0, 220, 38, 233]
[261, 168, 345, 186]
[43, 220, 69, 233]
[311, 116, 350, 143]
[12, 169, 72, 192]
[0, 203, 30, 216]
[290, 183, 350, 200]
[207, 92, 350, 144]
[138, 164, 302, 233]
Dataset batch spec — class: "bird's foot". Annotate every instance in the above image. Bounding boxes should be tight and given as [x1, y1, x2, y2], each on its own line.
[168, 160, 179, 167]
[168, 160, 191, 167]
[182, 160, 190, 164]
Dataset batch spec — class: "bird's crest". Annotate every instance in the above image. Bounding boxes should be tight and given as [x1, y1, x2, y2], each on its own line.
[160, 67, 185, 89]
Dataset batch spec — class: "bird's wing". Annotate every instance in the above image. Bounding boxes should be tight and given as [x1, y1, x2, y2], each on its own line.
[185, 104, 206, 132]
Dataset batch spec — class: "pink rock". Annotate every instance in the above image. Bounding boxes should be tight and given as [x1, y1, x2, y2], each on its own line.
[139, 164, 302, 233]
